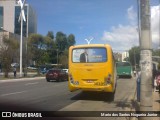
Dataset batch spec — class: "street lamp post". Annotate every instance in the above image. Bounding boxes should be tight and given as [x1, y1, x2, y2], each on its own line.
[56, 49, 64, 66]
[17, 0, 26, 77]
[85, 37, 94, 45]
[57, 49, 58, 65]
[134, 50, 137, 70]
[19, 12, 23, 77]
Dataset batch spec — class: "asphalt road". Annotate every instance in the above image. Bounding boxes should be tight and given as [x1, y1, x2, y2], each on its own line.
[0, 77, 137, 119]
[0, 78, 80, 111]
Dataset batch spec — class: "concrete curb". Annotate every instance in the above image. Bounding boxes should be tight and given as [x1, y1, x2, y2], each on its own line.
[124, 77, 138, 120]
[0, 77, 45, 83]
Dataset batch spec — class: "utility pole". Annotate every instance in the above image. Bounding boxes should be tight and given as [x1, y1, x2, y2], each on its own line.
[134, 50, 137, 70]
[139, 0, 152, 120]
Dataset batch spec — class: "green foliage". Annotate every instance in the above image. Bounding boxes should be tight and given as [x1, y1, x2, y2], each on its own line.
[28, 31, 76, 68]
[152, 49, 160, 56]
[123, 57, 129, 61]
[67, 34, 76, 48]
[28, 34, 45, 65]
[46, 31, 54, 39]
[44, 36, 54, 49]
[59, 54, 68, 68]
[128, 46, 140, 69]
[44, 36, 57, 63]
[158, 62, 160, 70]
[0, 35, 19, 78]
[55, 32, 67, 51]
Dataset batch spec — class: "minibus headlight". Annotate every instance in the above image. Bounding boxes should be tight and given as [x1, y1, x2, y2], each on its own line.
[74, 81, 79, 85]
[69, 74, 79, 85]
[69, 74, 74, 84]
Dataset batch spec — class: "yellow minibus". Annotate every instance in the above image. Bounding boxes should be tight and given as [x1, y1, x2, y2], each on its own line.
[68, 44, 117, 96]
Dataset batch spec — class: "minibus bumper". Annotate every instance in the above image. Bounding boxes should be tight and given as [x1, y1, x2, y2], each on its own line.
[69, 84, 114, 93]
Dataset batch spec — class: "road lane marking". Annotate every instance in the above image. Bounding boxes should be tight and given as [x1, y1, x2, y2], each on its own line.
[1, 90, 27, 97]
[25, 82, 39, 86]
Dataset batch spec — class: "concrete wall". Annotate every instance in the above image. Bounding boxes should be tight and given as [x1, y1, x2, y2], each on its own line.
[0, 0, 15, 32]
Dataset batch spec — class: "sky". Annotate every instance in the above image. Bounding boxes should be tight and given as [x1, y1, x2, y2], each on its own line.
[27, 0, 160, 52]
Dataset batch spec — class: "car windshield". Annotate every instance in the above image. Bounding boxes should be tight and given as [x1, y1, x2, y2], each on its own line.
[72, 48, 107, 63]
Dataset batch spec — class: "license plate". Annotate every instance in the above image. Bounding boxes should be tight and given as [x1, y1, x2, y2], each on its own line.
[87, 80, 93, 83]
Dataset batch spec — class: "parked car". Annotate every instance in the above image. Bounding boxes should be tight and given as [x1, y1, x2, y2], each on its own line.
[11, 63, 19, 68]
[27, 65, 37, 70]
[39, 67, 48, 74]
[46, 69, 68, 82]
[39, 65, 53, 74]
[40, 68, 48, 74]
[62, 69, 68, 73]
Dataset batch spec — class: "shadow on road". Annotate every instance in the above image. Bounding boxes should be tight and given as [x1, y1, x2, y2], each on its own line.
[46, 78, 68, 82]
[130, 100, 140, 111]
[0, 101, 40, 111]
[114, 98, 132, 110]
[70, 91, 137, 111]
[155, 99, 160, 103]
[71, 91, 115, 102]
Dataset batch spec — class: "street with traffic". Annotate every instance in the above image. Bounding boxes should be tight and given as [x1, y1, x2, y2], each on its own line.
[0, 76, 159, 119]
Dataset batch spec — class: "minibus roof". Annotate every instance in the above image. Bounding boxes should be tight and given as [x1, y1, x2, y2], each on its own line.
[71, 44, 111, 48]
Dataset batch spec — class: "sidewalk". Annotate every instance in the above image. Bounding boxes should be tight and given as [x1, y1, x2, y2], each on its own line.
[0, 72, 37, 76]
[128, 77, 160, 120]
[0, 72, 45, 82]
[153, 91, 160, 111]
[0, 76, 45, 83]
[152, 91, 159, 120]
[133, 76, 160, 112]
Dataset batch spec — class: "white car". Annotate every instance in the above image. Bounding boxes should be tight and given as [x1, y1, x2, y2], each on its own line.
[27, 65, 37, 70]
[11, 63, 19, 67]
[62, 69, 68, 73]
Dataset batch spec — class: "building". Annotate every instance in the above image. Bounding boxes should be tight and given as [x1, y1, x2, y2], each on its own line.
[0, 0, 37, 37]
[114, 52, 122, 62]
[122, 51, 129, 62]
[0, 29, 27, 64]
[0, 0, 37, 68]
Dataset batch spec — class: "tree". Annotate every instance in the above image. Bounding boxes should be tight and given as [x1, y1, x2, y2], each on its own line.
[123, 57, 129, 61]
[152, 49, 160, 56]
[44, 36, 55, 49]
[46, 31, 54, 40]
[28, 34, 45, 66]
[67, 34, 76, 48]
[0, 35, 19, 78]
[44, 36, 57, 63]
[59, 50, 68, 68]
[129, 46, 140, 70]
[27, 31, 76, 66]
[55, 32, 67, 51]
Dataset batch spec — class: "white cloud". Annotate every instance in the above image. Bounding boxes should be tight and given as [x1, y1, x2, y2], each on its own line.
[151, 5, 160, 46]
[101, 5, 160, 51]
[102, 25, 138, 51]
[102, 25, 138, 43]
[127, 6, 137, 25]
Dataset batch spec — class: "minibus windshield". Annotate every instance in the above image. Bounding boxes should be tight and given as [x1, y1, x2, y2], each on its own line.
[72, 48, 107, 63]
